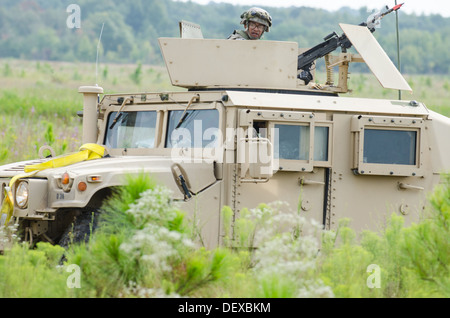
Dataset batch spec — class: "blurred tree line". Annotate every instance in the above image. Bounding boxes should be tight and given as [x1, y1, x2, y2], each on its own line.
[0, 0, 449, 74]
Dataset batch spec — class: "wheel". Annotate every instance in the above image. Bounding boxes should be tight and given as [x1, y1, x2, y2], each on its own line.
[58, 210, 100, 248]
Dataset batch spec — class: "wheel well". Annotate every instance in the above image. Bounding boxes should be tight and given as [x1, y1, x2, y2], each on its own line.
[86, 187, 115, 210]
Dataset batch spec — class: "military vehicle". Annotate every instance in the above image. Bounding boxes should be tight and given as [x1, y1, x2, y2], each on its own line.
[1, 7, 449, 250]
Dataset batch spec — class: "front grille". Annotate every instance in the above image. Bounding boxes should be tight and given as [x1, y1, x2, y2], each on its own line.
[4, 159, 48, 172]
[1, 182, 5, 202]
[0, 179, 10, 206]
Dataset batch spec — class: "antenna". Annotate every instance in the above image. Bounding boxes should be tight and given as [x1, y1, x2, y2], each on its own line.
[395, 1, 402, 100]
[96, 23, 105, 86]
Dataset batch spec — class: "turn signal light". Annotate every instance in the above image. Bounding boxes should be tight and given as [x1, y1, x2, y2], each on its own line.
[62, 172, 70, 185]
[87, 175, 102, 183]
[78, 182, 87, 192]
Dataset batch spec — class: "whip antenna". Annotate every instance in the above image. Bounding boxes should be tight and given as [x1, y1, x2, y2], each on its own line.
[96, 23, 105, 86]
[395, 1, 402, 100]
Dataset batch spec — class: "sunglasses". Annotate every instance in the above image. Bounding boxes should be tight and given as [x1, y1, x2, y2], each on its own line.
[248, 21, 265, 31]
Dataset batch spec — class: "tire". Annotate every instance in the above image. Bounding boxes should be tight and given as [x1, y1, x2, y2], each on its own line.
[58, 210, 100, 248]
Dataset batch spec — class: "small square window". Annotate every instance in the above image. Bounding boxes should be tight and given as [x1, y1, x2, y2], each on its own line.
[274, 124, 310, 160]
[364, 129, 416, 165]
[351, 115, 424, 176]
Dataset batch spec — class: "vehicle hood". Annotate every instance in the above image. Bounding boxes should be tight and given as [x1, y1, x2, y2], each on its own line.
[0, 155, 218, 199]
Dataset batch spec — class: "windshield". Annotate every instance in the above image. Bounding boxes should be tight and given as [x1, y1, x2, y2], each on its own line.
[166, 109, 220, 148]
[105, 111, 157, 149]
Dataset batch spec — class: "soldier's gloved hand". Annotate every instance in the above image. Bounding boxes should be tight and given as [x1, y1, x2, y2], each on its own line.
[309, 82, 323, 90]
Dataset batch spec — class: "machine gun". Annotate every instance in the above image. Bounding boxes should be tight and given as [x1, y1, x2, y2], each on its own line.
[298, 3, 404, 84]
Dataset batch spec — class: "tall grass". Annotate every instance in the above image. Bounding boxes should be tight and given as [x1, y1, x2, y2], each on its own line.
[0, 59, 176, 165]
[0, 114, 80, 163]
[0, 173, 448, 298]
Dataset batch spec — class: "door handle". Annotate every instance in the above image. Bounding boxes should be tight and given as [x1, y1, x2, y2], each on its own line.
[398, 182, 424, 191]
[299, 177, 325, 186]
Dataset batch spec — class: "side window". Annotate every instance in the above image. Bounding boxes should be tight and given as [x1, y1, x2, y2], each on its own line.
[314, 126, 329, 162]
[274, 124, 310, 160]
[363, 129, 416, 165]
[274, 125, 329, 162]
[238, 109, 331, 172]
[166, 109, 220, 148]
[351, 115, 424, 176]
[105, 111, 157, 149]
[252, 121, 268, 138]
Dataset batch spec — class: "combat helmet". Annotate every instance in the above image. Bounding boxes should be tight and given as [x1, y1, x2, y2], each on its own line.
[240, 7, 272, 32]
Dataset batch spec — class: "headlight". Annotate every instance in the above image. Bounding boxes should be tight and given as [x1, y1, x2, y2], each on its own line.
[15, 181, 29, 209]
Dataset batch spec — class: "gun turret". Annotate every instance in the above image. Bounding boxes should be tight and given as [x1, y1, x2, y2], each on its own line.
[298, 3, 404, 84]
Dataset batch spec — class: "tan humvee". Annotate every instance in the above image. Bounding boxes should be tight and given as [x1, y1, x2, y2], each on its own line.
[1, 22, 449, 250]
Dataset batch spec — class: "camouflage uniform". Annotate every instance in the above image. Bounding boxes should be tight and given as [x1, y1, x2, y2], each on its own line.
[227, 30, 251, 40]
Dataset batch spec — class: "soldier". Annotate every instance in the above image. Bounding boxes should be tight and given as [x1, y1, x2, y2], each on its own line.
[227, 7, 272, 40]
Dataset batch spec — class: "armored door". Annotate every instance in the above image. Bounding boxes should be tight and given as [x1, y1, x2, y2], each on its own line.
[235, 109, 332, 229]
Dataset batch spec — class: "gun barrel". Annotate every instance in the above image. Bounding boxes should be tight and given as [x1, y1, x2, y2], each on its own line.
[392, 3, 404, 11]
[368, 3, 404, 26]
[382, 3, 404, 17]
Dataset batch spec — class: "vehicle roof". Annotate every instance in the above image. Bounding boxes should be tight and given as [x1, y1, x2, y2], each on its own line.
[100, 89, 429, 118]
[223, 90, 429, 117]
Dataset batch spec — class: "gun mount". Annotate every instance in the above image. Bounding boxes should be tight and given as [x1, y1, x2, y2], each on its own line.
[163, 21, 411, 94]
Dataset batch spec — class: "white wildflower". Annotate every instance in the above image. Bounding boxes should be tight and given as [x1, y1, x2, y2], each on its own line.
[240, 202, 334, 298]
[0, 223, 20, 250]
[119, 185, 195, 274]
[126, 185, 179, 227]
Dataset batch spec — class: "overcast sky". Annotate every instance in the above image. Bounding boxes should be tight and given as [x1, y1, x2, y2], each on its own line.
[175, 0, 450, 17]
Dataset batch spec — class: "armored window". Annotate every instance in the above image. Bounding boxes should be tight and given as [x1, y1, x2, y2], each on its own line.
[238, 109, 332, 172]
[274, 125, 329, 162]
[363, 129, 417, 165]
[314, 126, 329, 162]
[351, 115, 424, 176]
[274, 124, 310, 160]
[105, 111, 157, 149]
[166, 109, 220, 148]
